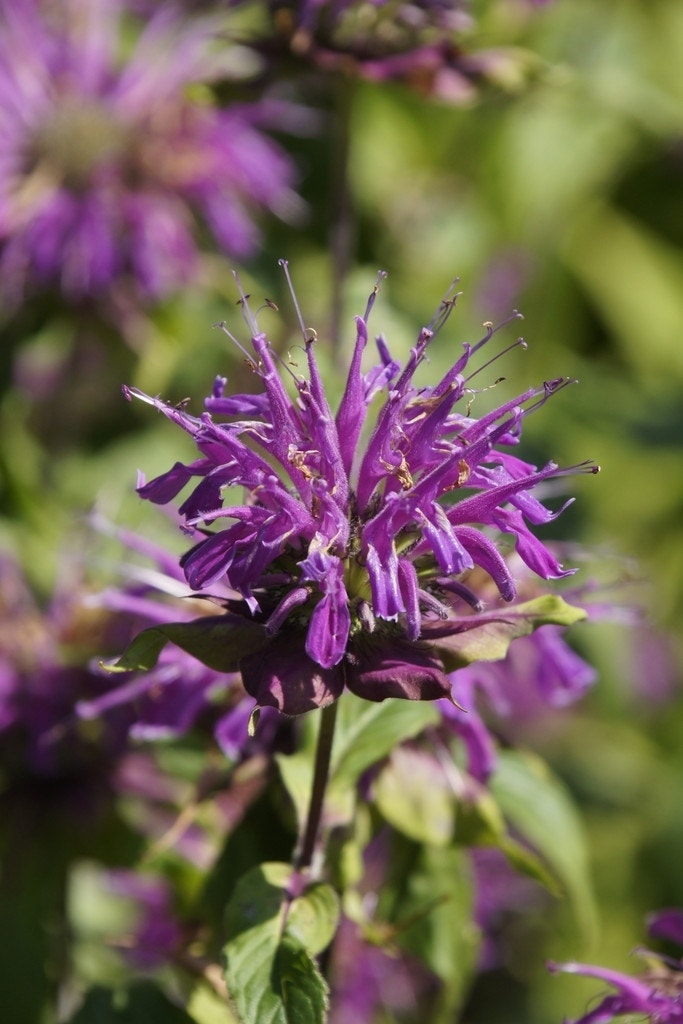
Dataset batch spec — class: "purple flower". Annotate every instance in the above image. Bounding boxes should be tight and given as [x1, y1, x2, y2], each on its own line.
[77, 520, 282, 762]
[440, 614, 597, 782]
[0, 0, 300, 307]
[550, 910, 683, 1023]
[472, 846, 547, 971]
[247, 0, 547, 104]
[0, 557, 129, 778]
[120, 263, 597, 716]
[103, 869, 182, 970]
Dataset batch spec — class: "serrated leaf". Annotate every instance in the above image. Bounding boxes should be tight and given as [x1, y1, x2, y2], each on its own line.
[223, 864, 337, 1024]
[433, 595, 587, 672]
[276, 936, 329, 1022]
[105, 616, 265, 674]
[372, 746, 456, 846]
[490, 749, 598, 942]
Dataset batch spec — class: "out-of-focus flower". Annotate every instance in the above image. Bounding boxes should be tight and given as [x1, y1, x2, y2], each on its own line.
[0, 552, 130, 793]
[440, 565, 598, 781]
[328, 914, 437, 1024]
[78, 521, 282, 760]
[471, 845, 547, 971]
[245, 0, 547, 104]
[549, 909, 683, 1023]
[119, 264, 597, 716]
[0, 0, 300, 308]
[102, 869, 182, 970]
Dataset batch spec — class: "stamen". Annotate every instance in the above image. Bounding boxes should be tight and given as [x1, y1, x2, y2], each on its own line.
[212, 320, 256, 368]
[232, 270, 259, 336]
[279, 258, 311, 343]
[469, 310, 525, 359]
[363, 270, 388, 322]
[554, 459, 601, 477]
[427, 278, 461, 335]
[463, 376, 506, 416]
[521, 376, 576, 417]
[465, 335, 528, 386]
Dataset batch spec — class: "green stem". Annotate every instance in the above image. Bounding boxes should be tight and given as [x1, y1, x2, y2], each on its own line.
[295, 700, 339, 871]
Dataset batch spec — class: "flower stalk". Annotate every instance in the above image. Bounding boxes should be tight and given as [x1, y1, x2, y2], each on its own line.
[295, 700, 339, 872]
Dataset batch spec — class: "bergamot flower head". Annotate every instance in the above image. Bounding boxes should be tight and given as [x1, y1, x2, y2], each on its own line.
[119, 262, 598, 715]
[0, 0, 300, 308]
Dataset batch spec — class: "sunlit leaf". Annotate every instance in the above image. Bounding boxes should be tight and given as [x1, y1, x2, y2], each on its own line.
[433, 596, 587, 672]
[223, 863, 338, 1024]
[372, 745, 456, 846]
[104, 616, 265, 674]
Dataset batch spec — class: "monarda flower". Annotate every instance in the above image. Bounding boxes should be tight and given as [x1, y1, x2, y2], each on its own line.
[247, 0, 546, 105]
[116, 262, 597, 716]
[0, 0, 300, 307]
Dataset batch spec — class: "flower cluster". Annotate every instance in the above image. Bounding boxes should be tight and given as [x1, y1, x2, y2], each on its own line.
[0, 0, 299, 307]
[121, 263, 597, 716]
[246, 0, 550, 104]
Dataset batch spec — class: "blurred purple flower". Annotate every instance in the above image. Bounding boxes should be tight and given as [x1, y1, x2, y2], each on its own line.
[472, 846, 547, 971]
[329, 915, 437, 1024]
[121, 264, 597, 715]
[440, 622, 596, 781]
[550, 909, 683, 1023]
[0, 552, 131, 786]
[103, 869, 182, 970]
[0, 0, 300, 308]
[77, 521, 282, 761]
[249, 0, 547, 103]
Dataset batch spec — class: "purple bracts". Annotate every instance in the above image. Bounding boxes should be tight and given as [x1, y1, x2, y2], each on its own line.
[126, 265, 597, 714]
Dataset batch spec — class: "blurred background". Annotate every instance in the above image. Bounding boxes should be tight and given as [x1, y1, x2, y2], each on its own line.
[1, 0, 683, 1021]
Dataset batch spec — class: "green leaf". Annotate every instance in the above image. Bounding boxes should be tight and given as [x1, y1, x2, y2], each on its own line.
[490, 749, 598, 942]
[433, 595, 587, 671]
[452, 786, 508, 847]
[275, 936, 329, 1023]
[329, 692, 441, 791]
[104, 616, 265, 674]
[381, 840, 480, 1024]
[274, 747, 318, 829]
[275, 695, 441, 830]
[286, 882, 341, 956]
[223, 863, 338, 1024]
[372, 746, 456, 846]
[187, 984, 239, 1024]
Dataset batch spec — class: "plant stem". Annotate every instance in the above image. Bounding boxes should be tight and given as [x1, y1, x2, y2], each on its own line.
[295, 700, 339, 871]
